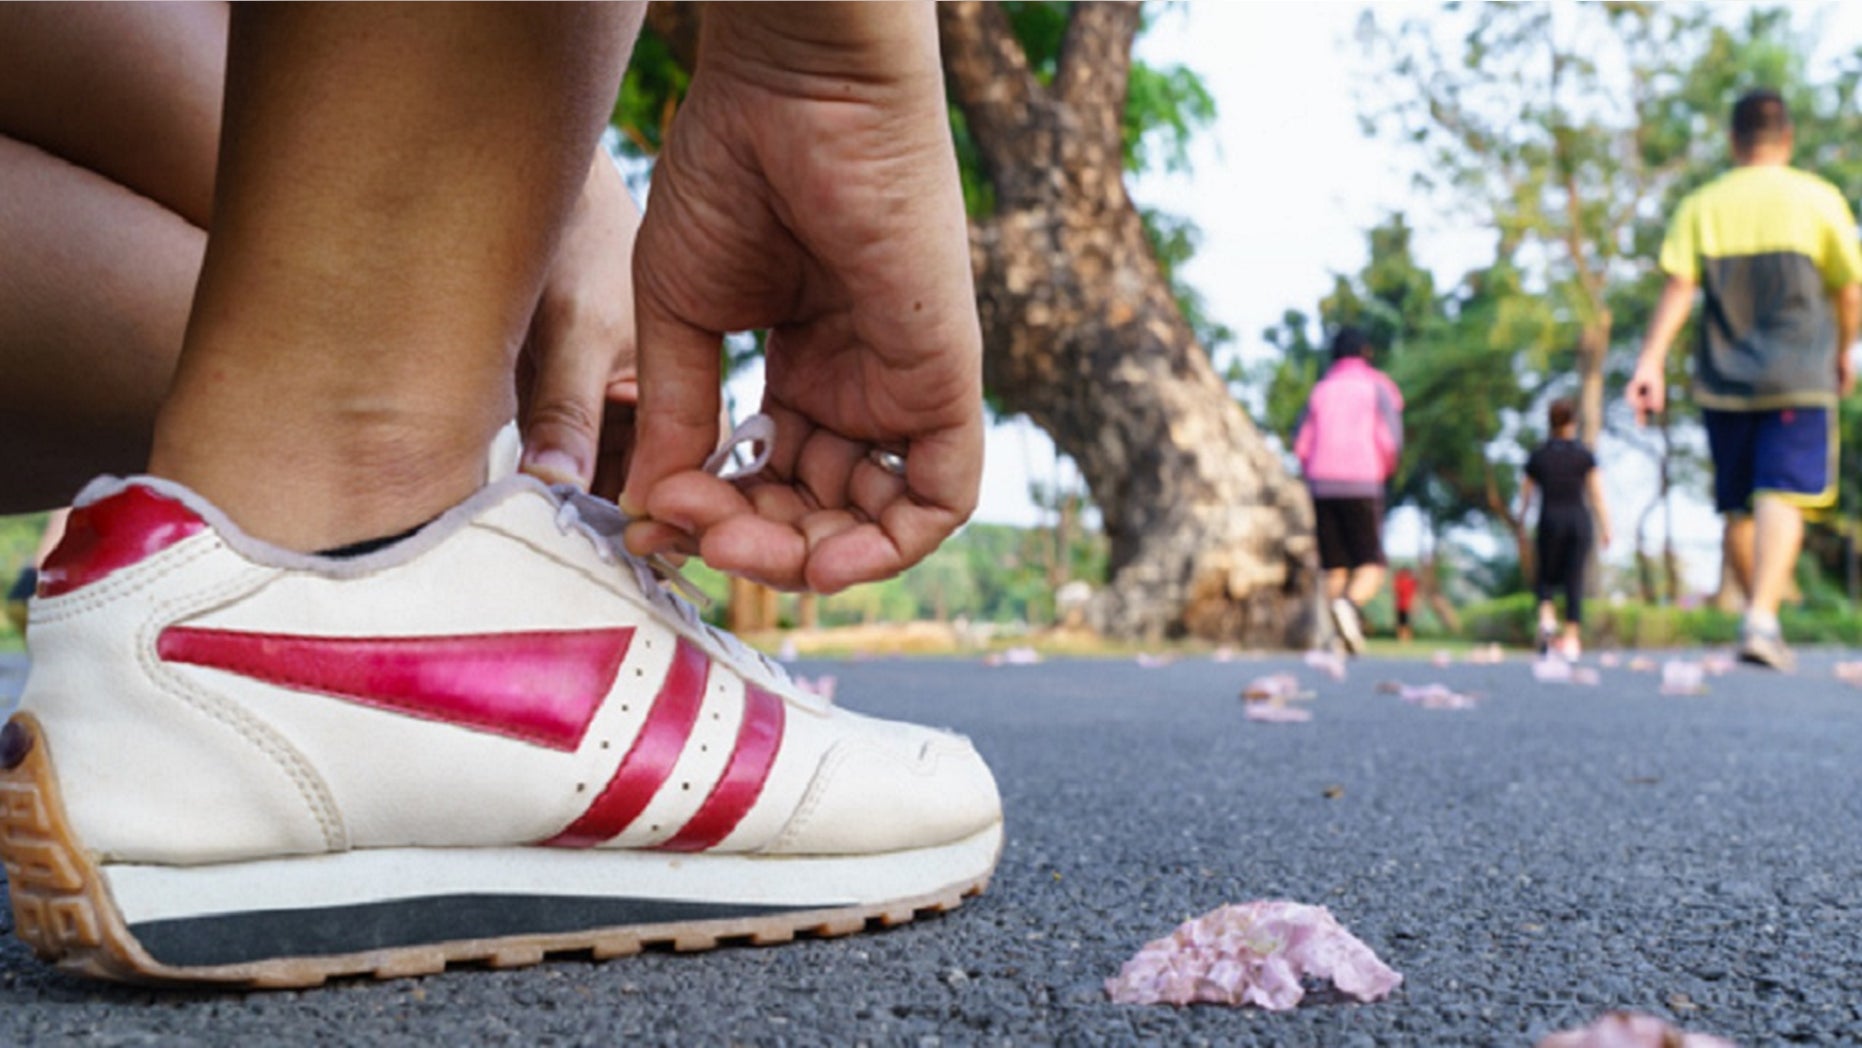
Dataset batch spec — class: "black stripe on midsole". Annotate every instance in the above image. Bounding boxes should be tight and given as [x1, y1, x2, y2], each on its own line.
[129, 893, 834, 968]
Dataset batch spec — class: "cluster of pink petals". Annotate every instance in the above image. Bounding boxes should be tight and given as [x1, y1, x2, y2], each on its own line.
[1244, 673, 1306, 701]
[1465, 643, 1507, 665]
[1377, 680, 1479, 710]
[1244, 702, 1313, 723]
[1303, 649, 1348, 680]
[1627, 655, 1658, 672]
[1531, 659, 1599, 686]
[984, 646, 1042, 667]
[1105, 900, 1403, 1009]
[1598, 652, 1622, 668]
[1659, 660, 1708, 696]
[1135, 652, 1174, 668]
[1699, 651, 1737, 675]
[1431, 649, 1455, 667]
[1836, 660, 1862, 685]
[1535, 1011, 1739, 1048]
[791, 674, 837, 703]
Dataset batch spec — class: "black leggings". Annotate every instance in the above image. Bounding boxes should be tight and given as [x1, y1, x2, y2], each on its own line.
[1535, 511, 1592, 624]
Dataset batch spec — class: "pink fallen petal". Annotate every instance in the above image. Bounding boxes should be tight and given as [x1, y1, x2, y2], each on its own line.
[1534, 1011, 1740, 1048]
[1244, 702, 1313, 723]
[1136, 652, 1173, 668]
[1627, 656, 1658, 672]
[1395, 682, 1479, 709]
[1431, 650, 1455, 667]
[1106, 900, 1402, 1009]
[792, 674, 837, 703]
[1659, 660, 1708, 696]
[1700, 651, 1737, 676]
[1598, 652, 1622, 668]
[1212, 645, 1239, 663]
[1243, 673, 1307, 702]
[985, 646, 1042, 667]
[1466, 643, 1506, 665]
[1835, 660, 1862, 684]
[1532, 658, 1574, 683]
[1569, 666, 1600, 686]
[1302, 649, 1348, 681]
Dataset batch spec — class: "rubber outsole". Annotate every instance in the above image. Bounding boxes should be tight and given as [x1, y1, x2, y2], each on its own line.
[0, 714, 993, 988]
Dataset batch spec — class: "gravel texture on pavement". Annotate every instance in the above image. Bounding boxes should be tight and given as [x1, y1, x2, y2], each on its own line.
[2, 648, 1859, 1046]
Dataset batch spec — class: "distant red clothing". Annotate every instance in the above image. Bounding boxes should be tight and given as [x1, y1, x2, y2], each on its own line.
[1393, 571, 1418, 612]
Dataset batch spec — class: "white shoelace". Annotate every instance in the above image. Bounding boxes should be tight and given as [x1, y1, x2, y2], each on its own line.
[548, 415, 791, 688]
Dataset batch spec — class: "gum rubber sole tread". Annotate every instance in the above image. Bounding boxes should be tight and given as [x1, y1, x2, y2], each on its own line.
[0, 714, 992, 988]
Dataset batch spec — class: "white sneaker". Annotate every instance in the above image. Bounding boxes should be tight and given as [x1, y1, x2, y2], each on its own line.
[1736, 621, 1795, 672]
[1330, 598, 1365, 655]
[2, 474, 1001, 986]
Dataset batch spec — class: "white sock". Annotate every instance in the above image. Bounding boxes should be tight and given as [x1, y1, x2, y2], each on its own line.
[1745, 610, 1780, 635]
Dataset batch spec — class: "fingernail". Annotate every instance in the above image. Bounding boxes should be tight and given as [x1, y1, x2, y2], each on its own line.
[522, 448, 585, 487]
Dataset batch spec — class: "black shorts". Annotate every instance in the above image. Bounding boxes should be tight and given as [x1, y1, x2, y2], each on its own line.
[1313, 497, 1385, 570]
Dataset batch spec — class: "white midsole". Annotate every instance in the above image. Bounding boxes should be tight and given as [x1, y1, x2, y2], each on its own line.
[102, 822, 1002, 926]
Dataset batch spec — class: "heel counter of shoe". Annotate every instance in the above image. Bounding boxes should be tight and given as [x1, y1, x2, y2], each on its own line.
[21, 485, 343, 864]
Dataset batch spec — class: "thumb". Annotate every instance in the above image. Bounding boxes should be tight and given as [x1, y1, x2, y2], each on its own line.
[620, 262, 727, 519]
[519, 323, 615, 490]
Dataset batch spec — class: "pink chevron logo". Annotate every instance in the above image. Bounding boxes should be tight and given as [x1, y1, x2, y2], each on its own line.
[544, 638, 785, 850]
[157, 626, 635, 751]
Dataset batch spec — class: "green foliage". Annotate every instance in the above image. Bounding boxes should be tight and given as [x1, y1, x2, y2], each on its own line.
[1459, 592, 1743, 649]
[0, 513, 49, 650]
[611, 30, 690, 156]
[677, 520, 1108, 630]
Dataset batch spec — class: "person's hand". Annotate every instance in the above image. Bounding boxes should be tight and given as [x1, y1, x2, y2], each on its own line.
[1626, 355, 1666, 426]
[620, 4, 983, 594]
[517, 150, 643, 499]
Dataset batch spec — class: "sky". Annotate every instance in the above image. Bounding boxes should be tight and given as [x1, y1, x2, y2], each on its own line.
[732, 2, 1862, 596]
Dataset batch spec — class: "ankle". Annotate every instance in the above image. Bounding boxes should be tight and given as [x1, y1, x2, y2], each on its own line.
[1744, 609, 1780, 634]
[148, 412, 494, 552]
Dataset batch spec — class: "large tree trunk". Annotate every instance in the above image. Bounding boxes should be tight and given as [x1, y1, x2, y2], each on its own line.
[1575, 315, 1610, 448]
[940, 2, 1317, 644]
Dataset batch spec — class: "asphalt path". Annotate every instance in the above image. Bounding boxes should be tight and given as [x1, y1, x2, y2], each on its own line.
[2, 647, 1860, 1046]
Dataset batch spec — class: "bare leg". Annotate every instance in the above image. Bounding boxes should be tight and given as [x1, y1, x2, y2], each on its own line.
[149, 5, 637, 550]
[1324, 568, 1349, 601]
[1345, 563, 1386, 608]
[0, 138, 199, 510]
[1723, 515, 1755, 602]
[0, 4, 224, 511]
[1746, 496, 1804, 621]
[0, 2, 223, 227]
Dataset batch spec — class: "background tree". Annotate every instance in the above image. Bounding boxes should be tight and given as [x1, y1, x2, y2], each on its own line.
[1354, 3, 1862, 602]
[1263, 215, 1550, 619]
[623, 2, 1316, 644]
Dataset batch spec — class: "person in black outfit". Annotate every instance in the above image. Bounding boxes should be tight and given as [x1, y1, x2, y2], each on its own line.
[1518, 398, 1612, 659]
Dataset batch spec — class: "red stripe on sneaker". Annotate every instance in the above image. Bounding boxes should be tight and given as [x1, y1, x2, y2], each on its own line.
[544, 637, 710, 847]
[40, 487, 207, 597]
[157, 627, 633, 751]
[656, 683, 786, 853]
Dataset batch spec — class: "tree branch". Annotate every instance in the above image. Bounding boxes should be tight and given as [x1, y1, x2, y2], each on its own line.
[644, 1, 700, 73]
[938, 1, 1043, 203]
[1054, 0, 1143, 155]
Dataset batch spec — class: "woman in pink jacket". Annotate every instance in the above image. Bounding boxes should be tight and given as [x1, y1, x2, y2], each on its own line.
[1294, 327, 1404, 653]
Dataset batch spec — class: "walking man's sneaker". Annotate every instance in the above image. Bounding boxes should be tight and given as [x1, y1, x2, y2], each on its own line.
[1329, 597, 1365, 655]
[1736, 620, 1795, 672]
[0, 474, 1002, 987]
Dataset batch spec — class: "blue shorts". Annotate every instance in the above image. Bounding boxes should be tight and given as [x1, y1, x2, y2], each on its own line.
[1702, 406, 1836, 515]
